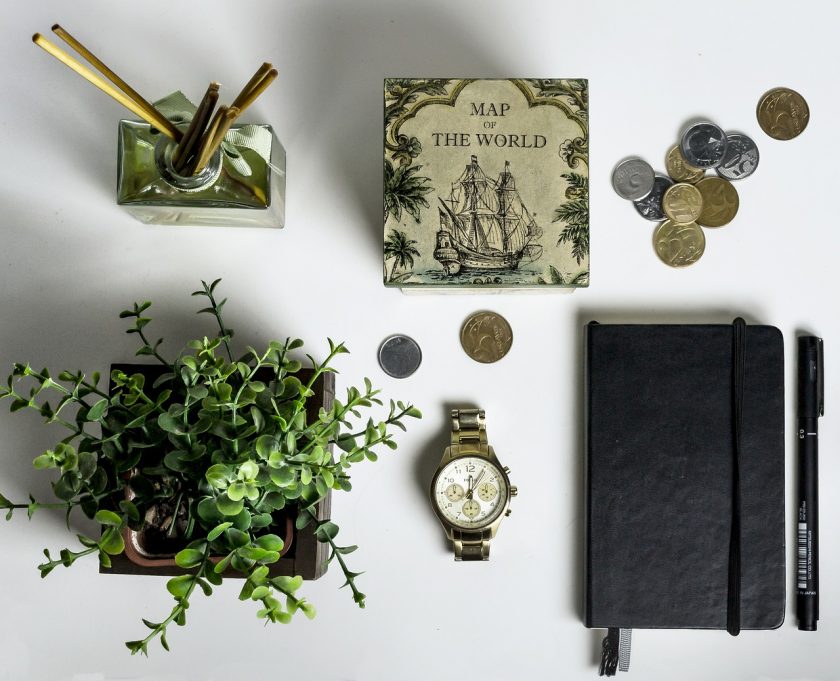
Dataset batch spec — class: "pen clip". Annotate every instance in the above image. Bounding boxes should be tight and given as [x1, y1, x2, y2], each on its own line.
[817, 338, 825, 416]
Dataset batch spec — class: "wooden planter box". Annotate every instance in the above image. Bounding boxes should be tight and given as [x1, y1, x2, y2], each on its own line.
[101, 364, 334, 580]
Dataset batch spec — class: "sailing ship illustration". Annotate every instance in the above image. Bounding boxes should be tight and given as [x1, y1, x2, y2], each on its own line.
[434, 155, 543, 275]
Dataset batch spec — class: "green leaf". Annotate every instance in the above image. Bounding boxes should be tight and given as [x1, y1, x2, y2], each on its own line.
[175, 548, 205, 569]
[95, 510, 123, 527]
[207, 522, 232, 541]
[336, 434, 357, 453]
[32, 453, 55, 470]
[250, 585, 270, 600]
[197, 496, 224, 524]
[87, 398, 108, 421]
[216, 496, 244, 516]
[300, 467, 312, 485]
[119, 500, 140, 523]
[157, 412, 185, 435]
[255, 434, 277, 460]
[250, 512, 273, 529]
[255, 534, 284, 552]
[227, 481, 247, 502]
[0, 493, 11, 509]
[300, 601, 317, 619]
[166, 574, 193, 599]
[295, 512, 313, 530]
[163, 450, 189, 473]
[100, 529, 125, 555]
[78, 451, 97, 480]
[269, 467, 294, 487]
[238, 460, 259, 481]
[315, 521, 340, 542]
[405, 406, 422, 418]
[225, 527, 250, 548]
[205, 464, 231, 489]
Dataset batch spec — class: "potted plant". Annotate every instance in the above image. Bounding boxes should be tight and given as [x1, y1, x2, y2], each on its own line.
[0, 279, 420, 655]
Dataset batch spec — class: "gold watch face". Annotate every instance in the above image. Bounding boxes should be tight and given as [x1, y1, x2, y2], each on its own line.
[432, 456, 507, 529]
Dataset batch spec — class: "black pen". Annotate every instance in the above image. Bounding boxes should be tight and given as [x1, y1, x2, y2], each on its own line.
[797, 335, 824, 631]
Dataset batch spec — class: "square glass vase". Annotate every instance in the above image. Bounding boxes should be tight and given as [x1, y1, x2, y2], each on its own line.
[117, 119, 286, 228]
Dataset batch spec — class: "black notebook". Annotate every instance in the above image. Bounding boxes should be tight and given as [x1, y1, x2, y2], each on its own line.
[584, 321, 785, 636]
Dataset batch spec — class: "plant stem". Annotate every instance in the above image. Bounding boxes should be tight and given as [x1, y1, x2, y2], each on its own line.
[130, 543, 211, 654]
[304, 507, 364, 608]
[135, 327, 170, 366]
[203, 289, 233, 363]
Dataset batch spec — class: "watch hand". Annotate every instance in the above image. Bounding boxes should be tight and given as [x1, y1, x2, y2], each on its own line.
[466, 475, 473, 499]
[471, 469, 486, 493]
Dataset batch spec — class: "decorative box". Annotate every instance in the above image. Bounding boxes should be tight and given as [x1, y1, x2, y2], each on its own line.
[383, 78, 589, 291]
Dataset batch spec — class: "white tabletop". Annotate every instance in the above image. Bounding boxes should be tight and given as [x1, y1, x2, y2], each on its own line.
[0, 1, 837, 679]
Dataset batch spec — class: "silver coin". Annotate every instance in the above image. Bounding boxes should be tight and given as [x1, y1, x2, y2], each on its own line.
[680, 122, 728, 168]
[378, 334, 422, 378]
[612, 158, 655, 201]
[715, 133, 759, 180]
[633, 174, 674, 221]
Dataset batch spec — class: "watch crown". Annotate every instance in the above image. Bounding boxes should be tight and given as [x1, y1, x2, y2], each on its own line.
[503, 466, 511, 474]
[510, 486, 518, 497]
[505, 509, 512, 517]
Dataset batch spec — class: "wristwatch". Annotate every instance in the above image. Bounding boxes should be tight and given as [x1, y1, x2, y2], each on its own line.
[429, 408, 517, 561]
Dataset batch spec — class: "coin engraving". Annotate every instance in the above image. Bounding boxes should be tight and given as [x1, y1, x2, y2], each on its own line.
[757, 87, 810, 141]
[665, 145, 705, 184]
[378, 334, 422, 378]
[634, 175, 674, 222]
[716, 133, 759, 180]
[696, 177, 739, 228]
[653, 220, 706, 268]
[612, 158, 655, 201]
[662, 183, 704, 224]
[680, 122, 728, 168]
[460, 312, 513, 363]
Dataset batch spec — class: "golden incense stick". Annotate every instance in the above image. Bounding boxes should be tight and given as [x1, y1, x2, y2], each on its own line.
[231, 68, 277, 118]
[32, 33, 178, 140]
[190, 105, 226, 174]
[194, 106, 239, 175]
[173, 82, 219, 171]
[51, 24, 181, 141]
[231, 62, 273, 110]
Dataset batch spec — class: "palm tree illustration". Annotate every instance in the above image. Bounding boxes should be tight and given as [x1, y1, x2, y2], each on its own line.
[553, 172, 590, 265]
[384, 159, 433, 224]
[384, 229, 421, 281]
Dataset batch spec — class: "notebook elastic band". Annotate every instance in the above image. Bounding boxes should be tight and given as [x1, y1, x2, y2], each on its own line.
[727, 317, 746, 636]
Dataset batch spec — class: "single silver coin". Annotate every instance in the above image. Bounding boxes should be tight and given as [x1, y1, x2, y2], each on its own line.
[715, 132, 759, 180]
[612, 158, 655, 201]
[680, 122, 729, 168]
[633, 174, 674, 221]
[378, 334, 422, 378]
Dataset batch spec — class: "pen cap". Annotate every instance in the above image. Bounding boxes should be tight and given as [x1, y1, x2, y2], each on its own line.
[798, 336, 824, 418]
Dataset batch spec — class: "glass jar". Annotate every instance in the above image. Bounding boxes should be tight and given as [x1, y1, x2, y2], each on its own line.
[117, 120, 286, 228]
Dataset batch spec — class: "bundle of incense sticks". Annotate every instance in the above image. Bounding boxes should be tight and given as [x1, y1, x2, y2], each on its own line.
[33, 25, 278, 176]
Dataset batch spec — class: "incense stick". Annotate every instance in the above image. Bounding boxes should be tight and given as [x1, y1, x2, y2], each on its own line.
[32, 33, 178, 140]
[232, 68, 278, 117]
[231, 62, 273, 110]
[173, 82, 219, 171]
[51, 24, 181, 141]
[190, 106, 227, 175]
[193, 107, 239, 175]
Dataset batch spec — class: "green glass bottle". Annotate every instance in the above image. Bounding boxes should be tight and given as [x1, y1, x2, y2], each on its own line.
[116, 120, 285, 228]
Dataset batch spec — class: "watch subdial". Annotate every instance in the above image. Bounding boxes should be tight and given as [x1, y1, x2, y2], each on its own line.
[462, 499, 480, 519]
[445, 483, 465, 502]
[477, 482, 498, 502]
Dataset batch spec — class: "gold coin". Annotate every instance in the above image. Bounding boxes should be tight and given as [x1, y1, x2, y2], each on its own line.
[665, 144, 705, 183]
[460, 311, 513, 363]
[662, 183, 704, 224]
[757, 87, 810, 140]
[696, 177, 739, 228]
[653, 220, 705, 268]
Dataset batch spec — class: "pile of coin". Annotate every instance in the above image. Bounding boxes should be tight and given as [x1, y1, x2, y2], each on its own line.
[612, 87, 808, 268]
